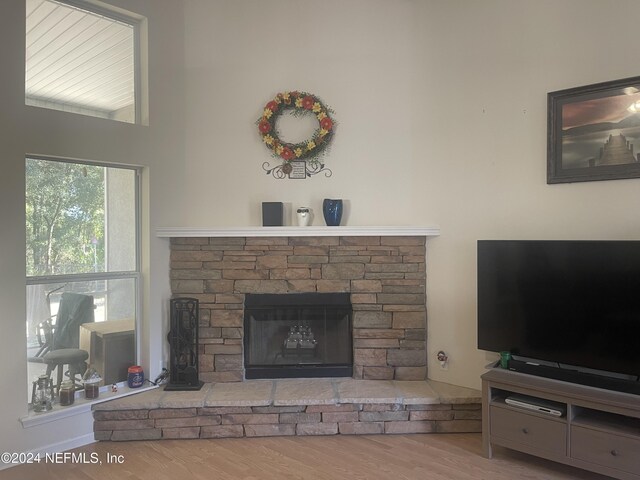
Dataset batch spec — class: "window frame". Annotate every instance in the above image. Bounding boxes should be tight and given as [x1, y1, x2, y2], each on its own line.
[25, 154, 142, 375]
[25, 0, 146, 125]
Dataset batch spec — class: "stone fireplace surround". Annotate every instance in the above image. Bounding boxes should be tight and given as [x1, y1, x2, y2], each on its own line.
[92, 227, 482, 441]
[168, 231, 431, 382]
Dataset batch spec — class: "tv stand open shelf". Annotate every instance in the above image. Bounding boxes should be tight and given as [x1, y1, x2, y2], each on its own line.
[482, 367, 640, 480]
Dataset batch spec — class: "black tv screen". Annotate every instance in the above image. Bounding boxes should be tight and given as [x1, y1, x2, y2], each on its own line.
[477, 240, 640, 378]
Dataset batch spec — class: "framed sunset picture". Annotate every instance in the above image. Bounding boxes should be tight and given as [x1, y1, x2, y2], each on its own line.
[548, 76, 640, 183]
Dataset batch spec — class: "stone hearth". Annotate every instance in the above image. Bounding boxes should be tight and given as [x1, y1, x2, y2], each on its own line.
[93, 378, 481, 441]
[169, 235, 428, 382]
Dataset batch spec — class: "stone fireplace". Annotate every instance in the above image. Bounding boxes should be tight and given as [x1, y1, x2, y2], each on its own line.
[94, 228, 484, 442]
[168, 233, 429, 383]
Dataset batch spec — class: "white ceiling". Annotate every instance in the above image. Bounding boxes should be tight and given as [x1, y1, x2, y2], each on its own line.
[25, 0, 135, 115]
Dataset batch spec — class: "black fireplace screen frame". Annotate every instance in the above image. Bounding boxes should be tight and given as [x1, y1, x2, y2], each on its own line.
[243, 293, 353, 379]
[165, 297, 204, 391]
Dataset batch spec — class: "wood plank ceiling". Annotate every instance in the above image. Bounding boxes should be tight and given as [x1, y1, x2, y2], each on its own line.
[25, 0, 135, 117]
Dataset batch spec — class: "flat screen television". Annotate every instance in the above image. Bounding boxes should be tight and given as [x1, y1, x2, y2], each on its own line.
[477, 240, 640, 394]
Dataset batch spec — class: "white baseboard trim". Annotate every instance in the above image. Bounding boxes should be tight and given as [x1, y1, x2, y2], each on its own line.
[0, 433, 95, 471]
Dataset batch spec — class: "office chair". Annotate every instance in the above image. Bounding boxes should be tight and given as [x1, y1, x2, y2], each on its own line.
[28, 292, 95, 395]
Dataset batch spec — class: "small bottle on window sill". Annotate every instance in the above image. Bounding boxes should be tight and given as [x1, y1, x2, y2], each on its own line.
[58, 380, 75, 406]
[82, 366, 101, 399]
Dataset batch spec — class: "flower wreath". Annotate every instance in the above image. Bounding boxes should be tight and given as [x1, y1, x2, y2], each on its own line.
[257, 91, 335, 173]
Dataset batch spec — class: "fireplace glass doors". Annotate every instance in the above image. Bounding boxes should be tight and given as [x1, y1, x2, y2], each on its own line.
[244, 293, 353, 379]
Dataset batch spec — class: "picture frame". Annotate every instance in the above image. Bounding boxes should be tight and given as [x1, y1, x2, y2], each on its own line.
[548, 76, 640, 184]
[288, 160, 307, 179]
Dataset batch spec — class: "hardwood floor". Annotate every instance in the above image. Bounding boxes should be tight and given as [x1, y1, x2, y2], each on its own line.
[2, 434, 612, 480]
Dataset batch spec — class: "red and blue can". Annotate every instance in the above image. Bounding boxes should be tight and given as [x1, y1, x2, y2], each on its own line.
[127, 365, 144, 388]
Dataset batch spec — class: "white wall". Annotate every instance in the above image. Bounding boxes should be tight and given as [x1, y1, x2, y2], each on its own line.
[177, 0, 418, 227]
[411, 0, 640, 388]
[176, 0, 640, 390]
[0, 0, 182, 457]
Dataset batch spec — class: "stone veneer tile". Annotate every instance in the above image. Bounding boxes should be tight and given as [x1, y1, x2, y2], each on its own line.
[161, 427, 201, 439]
[409, 409, 454, 421]
[339, 422, 384, 435]
[386, 349, 426, 367]
[393, 381, 440, 405]
[321, 263, 365, 280]
[336, 379, 401, 404]
[294, 246, 329, 255]
[94, 431, 112, 441]
[200, 425, 244, 438]
[290, 237, 339, 246]
[380, 237, 425, 246]
[154, 416, 222, 427]
[340, 236, 381, 246]
[392, 311, 426, 329]
[322, 411, 359, 423]
[245, 424, 296, 437]
[296, 423, 338, 436]
[158, 384, 212, 408]
[359, 411, 409, 422]
[149, 408, 197, 419]
[279, 412, 321, 424]
[198, 406, 252, 415]
[273, 379, 337, 406]
[245, 237, 287, 246]
[394, 366, 427, 381]
[221, 413, 278, 425]
[427, 380, 482, 404]
[93, 410, 148, 421]
[352, 311, 392, 329]
[205, 380, 273, 407]
[306, 404, 358, 413]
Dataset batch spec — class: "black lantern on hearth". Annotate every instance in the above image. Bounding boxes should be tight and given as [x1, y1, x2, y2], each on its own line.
[165, 297, 204, 391]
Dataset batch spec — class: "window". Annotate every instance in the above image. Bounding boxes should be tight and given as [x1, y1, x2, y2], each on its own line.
[25, 157, 140, 400]
[25, 0, 143, 123]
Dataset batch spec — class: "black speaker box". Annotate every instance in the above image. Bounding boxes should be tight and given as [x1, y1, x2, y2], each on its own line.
[262, 202, 284, 226]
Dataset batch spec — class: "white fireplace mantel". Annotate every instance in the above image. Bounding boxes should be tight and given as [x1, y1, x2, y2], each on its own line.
[156, 226, 440, 238]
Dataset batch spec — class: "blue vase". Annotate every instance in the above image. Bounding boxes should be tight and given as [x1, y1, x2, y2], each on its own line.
[323, 199, 343, 226]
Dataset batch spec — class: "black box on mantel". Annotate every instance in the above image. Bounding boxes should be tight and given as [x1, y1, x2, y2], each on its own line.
[262, 202, 283, 226]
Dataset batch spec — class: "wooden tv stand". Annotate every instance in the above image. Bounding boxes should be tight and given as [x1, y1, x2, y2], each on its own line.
[482, 367, 640, 480]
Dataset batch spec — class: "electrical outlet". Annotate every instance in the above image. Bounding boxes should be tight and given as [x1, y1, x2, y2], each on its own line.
[436, 350, 449, 370]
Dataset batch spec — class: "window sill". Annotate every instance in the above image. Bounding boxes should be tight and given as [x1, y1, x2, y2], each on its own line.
[20, 383, 158, 428]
